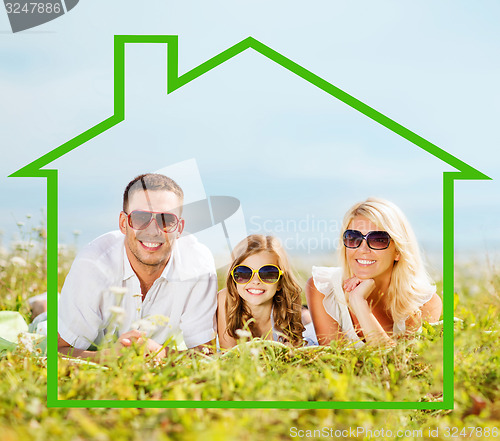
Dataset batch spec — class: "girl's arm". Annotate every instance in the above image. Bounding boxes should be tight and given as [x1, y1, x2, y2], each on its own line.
[305, 277, 344, 345]
[345, 278, 395, 347]
[216, 288, 238, 349]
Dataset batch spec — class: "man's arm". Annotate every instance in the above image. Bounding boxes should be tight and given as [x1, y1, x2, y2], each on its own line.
[58, 330, 166, 361]
[58, 253, 111, 354]
[57, 333, 103, 360]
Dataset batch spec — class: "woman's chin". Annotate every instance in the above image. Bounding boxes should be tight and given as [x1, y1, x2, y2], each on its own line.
[351, 271, 371, 280]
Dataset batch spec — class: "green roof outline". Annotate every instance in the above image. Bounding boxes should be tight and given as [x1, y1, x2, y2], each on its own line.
[9, 35, 492, 410]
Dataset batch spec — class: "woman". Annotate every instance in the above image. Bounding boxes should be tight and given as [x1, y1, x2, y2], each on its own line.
[306, 198, 442, 347]
[217, 235, 305, 349]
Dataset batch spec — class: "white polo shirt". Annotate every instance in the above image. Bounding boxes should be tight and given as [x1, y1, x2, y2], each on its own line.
[58, 231, 217, 350]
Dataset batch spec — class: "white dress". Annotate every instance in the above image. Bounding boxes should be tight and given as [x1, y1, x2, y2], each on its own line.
[311, 266, 434, 347]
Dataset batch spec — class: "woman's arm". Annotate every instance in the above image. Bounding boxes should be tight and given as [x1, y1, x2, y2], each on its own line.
[216, 288, 238, 349]
[421, 293, 443, 322]
[405, 292, 443, 332]
[345, 278, 395, 347]
[305, 277, 344, 345]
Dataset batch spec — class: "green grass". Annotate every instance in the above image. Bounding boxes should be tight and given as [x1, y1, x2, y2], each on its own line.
[1, 222, 499, 440]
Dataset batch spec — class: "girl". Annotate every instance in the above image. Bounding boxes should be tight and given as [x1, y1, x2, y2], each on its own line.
[217, 235, 305, 349]
[306, 198, 442, 347]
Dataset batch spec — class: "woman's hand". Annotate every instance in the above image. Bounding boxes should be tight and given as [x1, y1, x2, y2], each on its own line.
[343, 277, 376, 305]
[342, 277, 394, 347]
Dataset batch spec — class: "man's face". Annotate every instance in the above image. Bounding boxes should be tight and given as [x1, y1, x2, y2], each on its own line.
[119, 190, 184, 272]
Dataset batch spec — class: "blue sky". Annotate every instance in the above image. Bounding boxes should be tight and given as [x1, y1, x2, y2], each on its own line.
[1, 1, 499, 269]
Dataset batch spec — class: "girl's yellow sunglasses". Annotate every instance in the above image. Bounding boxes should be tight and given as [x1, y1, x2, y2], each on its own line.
[231, 264, 283, 285]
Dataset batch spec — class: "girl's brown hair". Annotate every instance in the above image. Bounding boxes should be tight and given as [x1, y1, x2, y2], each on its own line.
[225, 235, 305, 347]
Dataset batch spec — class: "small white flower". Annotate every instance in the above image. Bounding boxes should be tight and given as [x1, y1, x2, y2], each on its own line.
[18, 332, 35, 353]
[235, 329, 252, 339]
[17, 221, 25, 227]
[26, 214, 32, 219]
[250, 348, 260, 357]
[131, 319, 157, 335]
[145, 314, 170, 326]
[109, 286, 128, 296]
[109, 306, 126, 316]
[10, 256, 27, 267]
[167, 329, 187, 350]
[73, 230, 81, 236]
[109, 306, 126, 326]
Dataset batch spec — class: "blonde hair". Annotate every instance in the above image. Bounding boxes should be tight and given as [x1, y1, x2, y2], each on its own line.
[339, 197, 435, 323]
[225, 235, 305, 347]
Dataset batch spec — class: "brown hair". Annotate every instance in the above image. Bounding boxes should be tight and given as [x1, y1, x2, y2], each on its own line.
[225, 235, 305, 347]
[123, 174, 184, 213]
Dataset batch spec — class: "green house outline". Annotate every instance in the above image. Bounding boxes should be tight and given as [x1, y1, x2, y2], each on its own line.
[10, 35, 491, 410]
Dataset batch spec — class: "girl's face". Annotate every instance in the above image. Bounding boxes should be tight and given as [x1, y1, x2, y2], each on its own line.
[234, 251, 281, 309]
[345, 216, 400, 286]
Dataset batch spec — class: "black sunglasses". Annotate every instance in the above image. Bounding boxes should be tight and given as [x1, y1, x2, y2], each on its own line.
[343, 229, 391, 250]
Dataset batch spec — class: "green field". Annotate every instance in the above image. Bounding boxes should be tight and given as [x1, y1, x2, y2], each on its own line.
[1, 223, 499, 440]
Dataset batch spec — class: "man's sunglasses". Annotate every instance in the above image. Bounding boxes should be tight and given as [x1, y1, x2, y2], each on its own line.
[231, 264, 283, 285]
[125, 210, 180, 233]
[343, 229, 391, 250]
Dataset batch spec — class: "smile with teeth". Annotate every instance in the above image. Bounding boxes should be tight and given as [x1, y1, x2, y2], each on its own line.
[246, 288, 265, 295]
[140, 241, 163, 250]
[356, 259, 376, 265]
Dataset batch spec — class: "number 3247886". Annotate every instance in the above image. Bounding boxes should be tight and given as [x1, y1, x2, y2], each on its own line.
[5, 3, 62, 14]
[444, 427, 498, 437]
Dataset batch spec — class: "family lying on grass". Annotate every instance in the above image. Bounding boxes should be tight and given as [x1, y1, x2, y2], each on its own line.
[56, 173, 442, 361]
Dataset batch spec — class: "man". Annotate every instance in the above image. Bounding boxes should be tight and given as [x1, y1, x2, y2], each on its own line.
[58, 173, 217, 360]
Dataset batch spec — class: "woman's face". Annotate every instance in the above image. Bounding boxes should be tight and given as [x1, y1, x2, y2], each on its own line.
[234, 251, 281, 309]
[345, 215, 400, 286]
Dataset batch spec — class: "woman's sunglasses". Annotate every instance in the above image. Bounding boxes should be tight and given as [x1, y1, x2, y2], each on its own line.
[125, 210, 180, 233]
[343, 229, 391, 250]
[231, 264, 283, 285]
